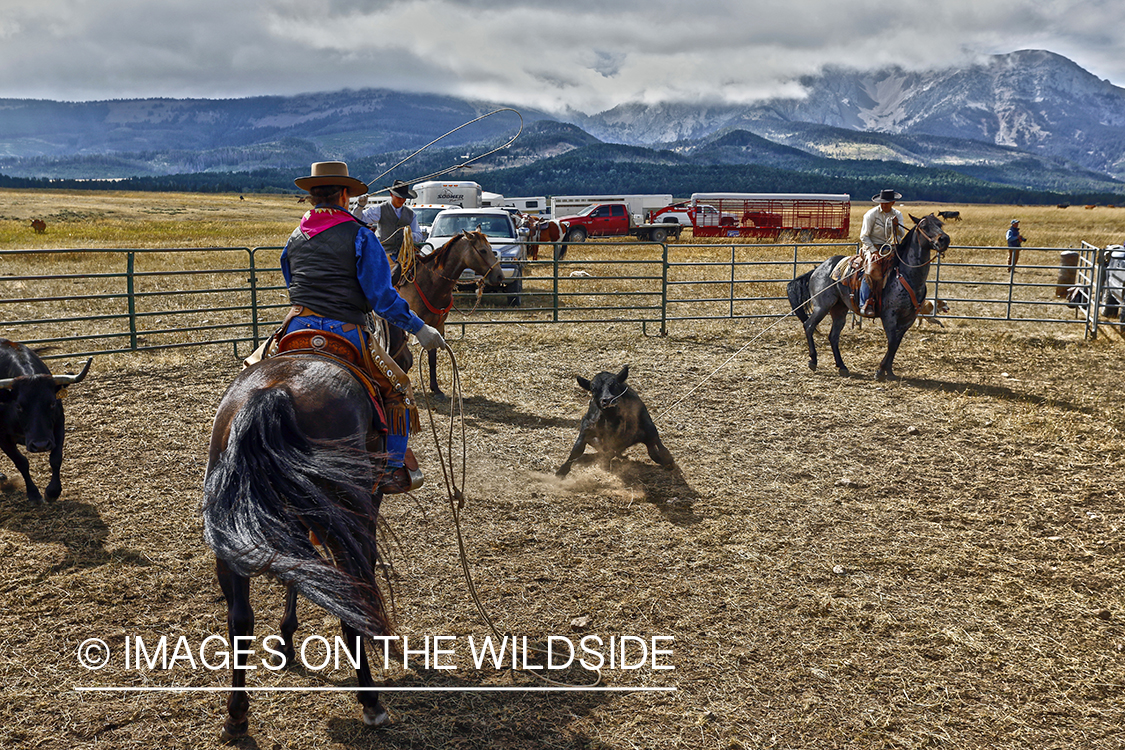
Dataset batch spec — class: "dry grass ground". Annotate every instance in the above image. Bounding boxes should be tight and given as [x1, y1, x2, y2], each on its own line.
[2, 191, 1125, 749]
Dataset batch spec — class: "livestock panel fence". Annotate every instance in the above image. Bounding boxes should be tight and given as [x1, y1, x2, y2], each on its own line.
[0, 240, 1119, 361]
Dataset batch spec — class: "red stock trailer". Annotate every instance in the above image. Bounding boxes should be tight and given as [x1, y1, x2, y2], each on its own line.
[681, 193, 851, 240]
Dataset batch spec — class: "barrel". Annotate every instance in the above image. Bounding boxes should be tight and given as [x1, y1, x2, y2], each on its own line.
[1056, 251, 1080, 298]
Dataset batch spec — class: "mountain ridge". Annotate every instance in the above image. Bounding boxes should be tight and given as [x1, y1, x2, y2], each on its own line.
[1, 50, 1124, 200]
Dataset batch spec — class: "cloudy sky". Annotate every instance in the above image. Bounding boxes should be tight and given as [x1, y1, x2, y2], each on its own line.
[2, 0, 1123, 114]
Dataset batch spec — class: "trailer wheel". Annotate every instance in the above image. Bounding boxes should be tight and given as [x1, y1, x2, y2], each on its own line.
[650, 227, 668, 243]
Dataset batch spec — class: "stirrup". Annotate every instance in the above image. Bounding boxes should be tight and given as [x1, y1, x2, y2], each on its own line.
[403, 448, 424, 491]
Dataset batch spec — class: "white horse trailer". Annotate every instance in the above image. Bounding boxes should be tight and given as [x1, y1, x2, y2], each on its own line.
[412, 181, 482, 209]
[500, 196, 548, 216]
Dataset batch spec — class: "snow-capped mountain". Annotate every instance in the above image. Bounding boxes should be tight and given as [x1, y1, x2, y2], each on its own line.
[576, 50, 1125, 178]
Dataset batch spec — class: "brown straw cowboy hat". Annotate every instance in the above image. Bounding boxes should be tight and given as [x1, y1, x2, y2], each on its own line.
[293, 161, 369, 194]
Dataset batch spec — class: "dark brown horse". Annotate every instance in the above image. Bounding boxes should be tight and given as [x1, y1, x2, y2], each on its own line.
[202, 353, 392, 740]
[394, 230, 503, 397]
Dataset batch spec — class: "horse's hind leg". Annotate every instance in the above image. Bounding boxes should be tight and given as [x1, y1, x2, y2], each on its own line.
[826, 303, 851, 376]
[216, 559, 254, 742]
[276, 584, 299, 668]
[341, 621, 391, 727]
[802, 302, 834, 372]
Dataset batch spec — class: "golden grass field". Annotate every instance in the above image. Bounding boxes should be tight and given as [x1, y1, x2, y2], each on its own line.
[2, 189, 1125, 749]
[3, 188, 1125, 250]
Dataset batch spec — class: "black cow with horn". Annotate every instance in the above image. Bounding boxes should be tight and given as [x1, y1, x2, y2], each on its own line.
[0, 339, 92, 503]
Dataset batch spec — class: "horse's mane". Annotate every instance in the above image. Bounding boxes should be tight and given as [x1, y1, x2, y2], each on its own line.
[419, 230, 483, 268]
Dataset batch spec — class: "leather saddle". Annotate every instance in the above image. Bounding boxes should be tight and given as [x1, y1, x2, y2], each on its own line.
[831, 252, 895, 318]
[276, 329, 388, 433]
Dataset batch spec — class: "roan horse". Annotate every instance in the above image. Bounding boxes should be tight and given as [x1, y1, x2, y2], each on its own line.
[394, 229, 503, 397]
[786, 213, 950, 381]
[202, 354, 394, 740]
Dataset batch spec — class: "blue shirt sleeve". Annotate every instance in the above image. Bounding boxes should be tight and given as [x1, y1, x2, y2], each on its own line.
[355, 227, 425, 334]
[280, 243, 292, 287]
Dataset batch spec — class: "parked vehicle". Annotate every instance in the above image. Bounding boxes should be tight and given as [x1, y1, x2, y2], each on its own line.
[685, 193, 851, 240]
[1102, 246, 1125, 323]
[500, 196, 548, 216]
[413, 181, 483, 208]
[549, 194, 673, 222]
[421, 208, 526, 306]
[409, 204, 458, 242]
[649, 201, 736, 227]
[556, 202, 685, 243]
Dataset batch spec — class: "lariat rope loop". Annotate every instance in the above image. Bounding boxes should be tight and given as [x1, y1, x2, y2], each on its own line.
[414, 344, 601, 688]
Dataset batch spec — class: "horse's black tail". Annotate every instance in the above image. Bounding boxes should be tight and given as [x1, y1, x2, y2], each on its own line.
[202, 388, 389, 637]
[787, 269, 814, 323]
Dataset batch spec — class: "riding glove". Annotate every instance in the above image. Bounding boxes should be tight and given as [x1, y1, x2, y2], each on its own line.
[414, 324, 448, 351]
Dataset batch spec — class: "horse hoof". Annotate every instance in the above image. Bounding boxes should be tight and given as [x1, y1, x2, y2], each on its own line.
[270, 648, 296, 669]
[876, 371, 887, 382]
[808, 361, 817, 372]
[837, 368, 850, 377]
[219, 720, 249, 744]
[362, 705, 392, 727]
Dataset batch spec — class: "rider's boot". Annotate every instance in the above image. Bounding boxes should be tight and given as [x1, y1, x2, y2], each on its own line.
[858, 278, 876, 317]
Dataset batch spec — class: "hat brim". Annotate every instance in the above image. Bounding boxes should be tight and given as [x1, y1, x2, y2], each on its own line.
[294, 175, 369, 194]
[872, 192, 902, 203]
[390, 187, 418, 200]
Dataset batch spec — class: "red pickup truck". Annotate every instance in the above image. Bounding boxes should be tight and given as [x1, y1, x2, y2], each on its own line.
[557, 202, 684, 243]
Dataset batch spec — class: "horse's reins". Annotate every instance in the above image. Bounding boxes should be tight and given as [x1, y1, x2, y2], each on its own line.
[412, 344, 601, 688]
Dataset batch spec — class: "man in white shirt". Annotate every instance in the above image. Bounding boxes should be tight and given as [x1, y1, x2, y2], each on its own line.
[858, 189, 907, 316]
[353, 180, 422, 262]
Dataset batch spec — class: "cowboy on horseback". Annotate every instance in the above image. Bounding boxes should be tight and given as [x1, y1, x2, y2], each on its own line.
[352, 179, 421, 263]
[858, 189, 907, 317]
[282, 161, 446, 493]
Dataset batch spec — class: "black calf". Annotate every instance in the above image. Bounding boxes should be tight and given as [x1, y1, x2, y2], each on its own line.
[0, 339, 92, 502]
[556, 365, 678, 477]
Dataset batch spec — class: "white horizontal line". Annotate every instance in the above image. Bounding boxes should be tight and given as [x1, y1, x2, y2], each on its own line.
[74, 686, 676, 693]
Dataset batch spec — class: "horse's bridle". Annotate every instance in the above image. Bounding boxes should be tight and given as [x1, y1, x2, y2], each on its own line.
[895, 216, 948, 268]
[415, 232, 502, 285]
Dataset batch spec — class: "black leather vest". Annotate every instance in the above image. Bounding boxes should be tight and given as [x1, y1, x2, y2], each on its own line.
[285, 220, 370, 324]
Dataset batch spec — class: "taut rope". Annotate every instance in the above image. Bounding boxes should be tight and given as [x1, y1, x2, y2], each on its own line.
[414, 345, 601, 688]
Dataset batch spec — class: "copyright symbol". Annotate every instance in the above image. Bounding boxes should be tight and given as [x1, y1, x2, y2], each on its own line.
[77, 638, 111, 670]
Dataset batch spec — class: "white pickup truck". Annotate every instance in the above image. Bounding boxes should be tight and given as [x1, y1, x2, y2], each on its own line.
[649, 202, 735, 227]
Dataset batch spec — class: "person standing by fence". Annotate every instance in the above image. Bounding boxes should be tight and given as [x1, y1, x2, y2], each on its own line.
[1006, 219, 1027, 272]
